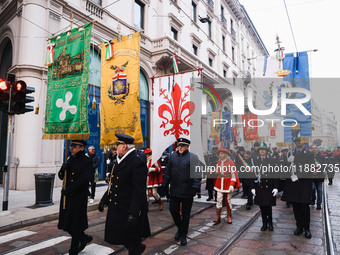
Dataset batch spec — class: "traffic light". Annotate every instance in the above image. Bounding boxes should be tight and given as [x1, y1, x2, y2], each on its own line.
[11, 80, 35, 114]
[0, 78, 10, 112]
[0, 73, 35, 115]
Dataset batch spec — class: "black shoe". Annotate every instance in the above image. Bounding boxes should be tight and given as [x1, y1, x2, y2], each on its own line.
[260, 224, 267, 231]
[180, 236, 187, 246]
[328, 182, 333, 185]
[304, 230, 312, 239]
[197, 194, 201, 199]
[206, 197, 212, 201]
[316, 204, 321, 210]
[294, 228, 303, 235]
[268, 223, 274, 231]
[246, 205, 251, 210]
[174, 230, 181, 241]
[78, 234, 93, 252]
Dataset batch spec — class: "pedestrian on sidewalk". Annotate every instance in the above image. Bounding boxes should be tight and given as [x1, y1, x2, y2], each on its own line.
[87, 145, 100, 204]
[213, 148, 241, 225]
[98, 133, 150, 255]
[58, 140, 93, 255]
[144, 148, 163, 211]
[160, 137, 202, 246]
[281, 136, 314, 239]
[310, 145, 325, 210]
[251, 143, 279, 231]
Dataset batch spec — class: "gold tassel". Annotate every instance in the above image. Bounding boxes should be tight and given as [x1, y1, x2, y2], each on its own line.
[92, 100, 96, 109]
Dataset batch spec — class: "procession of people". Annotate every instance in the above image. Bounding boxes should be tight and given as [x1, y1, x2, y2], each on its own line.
[58, 132, 338, 254]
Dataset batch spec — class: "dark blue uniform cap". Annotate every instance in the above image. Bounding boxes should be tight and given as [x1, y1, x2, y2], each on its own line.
[70, 140, 87, 146]
[254, 141, 260, 147]
[258, 142, 268, 150]
[115, 133, 135, 145]
[177, 137, 190, 146]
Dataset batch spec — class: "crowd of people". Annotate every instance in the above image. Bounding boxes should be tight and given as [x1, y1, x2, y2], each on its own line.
[57, 134, 338, 255]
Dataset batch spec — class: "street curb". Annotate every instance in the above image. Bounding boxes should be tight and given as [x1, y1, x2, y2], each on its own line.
[0, 203, 100, 234]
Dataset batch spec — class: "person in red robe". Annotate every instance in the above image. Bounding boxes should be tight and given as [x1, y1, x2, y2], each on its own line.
[213, 148, 241, 224]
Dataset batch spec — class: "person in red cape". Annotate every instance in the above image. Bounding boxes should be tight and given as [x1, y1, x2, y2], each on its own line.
[144, 148, 163, 211]
[213, 148, 241, 224]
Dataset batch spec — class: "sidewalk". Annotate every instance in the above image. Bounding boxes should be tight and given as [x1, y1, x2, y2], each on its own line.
[0, 181, 109, 233]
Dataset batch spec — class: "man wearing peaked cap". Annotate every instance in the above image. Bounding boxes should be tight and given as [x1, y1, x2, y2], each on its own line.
[98, 133, 150, 254]
[58, 139, 93, 254]
[282, 135, 315, 239]
[161, 137, 201, 246]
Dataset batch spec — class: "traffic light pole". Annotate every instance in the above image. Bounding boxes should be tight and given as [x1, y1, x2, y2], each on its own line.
[2, 114, 13, 211]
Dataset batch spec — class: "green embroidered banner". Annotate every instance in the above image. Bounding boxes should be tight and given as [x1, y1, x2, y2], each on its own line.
[43, 23, 92, 140]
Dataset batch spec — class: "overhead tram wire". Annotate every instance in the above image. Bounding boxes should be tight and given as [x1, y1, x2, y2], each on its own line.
[283, 0, 299, 52]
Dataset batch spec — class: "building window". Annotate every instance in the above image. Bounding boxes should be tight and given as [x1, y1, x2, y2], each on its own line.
[232, 46, 235, 61]
[223, 69, 227, 78]
[134, 0, 144, 30]
[192, 1, 197, 22]
[221, 5, 224, 18]
[209, 58, 213, 67]
[222, 35, 225, 52]
[208, 20, 212, 37]
[193, 45, 198, 56]
[171, 27, 178, 41]
[90, 0, 101, 5]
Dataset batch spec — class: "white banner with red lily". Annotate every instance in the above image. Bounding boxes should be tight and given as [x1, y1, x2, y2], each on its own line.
[151, 71, 205, 165]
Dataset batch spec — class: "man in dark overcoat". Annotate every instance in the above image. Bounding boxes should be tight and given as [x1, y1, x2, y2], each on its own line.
[251, 143, 279, 231]
[325, 148, 336, 185]
[98, 133, 150, 255]
[161, 137, 201, 246]
[281, 137, 315, 238]
[58, 140, 93, 255]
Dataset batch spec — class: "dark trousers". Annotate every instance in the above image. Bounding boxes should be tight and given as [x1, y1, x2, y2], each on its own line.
[68, 231, 85, 255]
[312, 180, 323, 205]
[245, 185, 253, 206]
[89, 179, 96, 199]
[292, 203, 310, 230]
[259, 206, 272, 224]
[124, 243, 143, 255]
[169, 196, 193, 237]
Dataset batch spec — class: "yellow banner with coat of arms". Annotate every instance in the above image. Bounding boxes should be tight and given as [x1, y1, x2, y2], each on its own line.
[100, 32, 143, 146]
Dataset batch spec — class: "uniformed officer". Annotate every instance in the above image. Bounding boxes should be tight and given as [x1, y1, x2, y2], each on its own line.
[98, 133, 150, 255]
[324, 148, 336, 185]
[281, 137, 314, 238]
[58, 140, 93, 255]
[251, 143, 279, 231]
[161, 137, 201, 246]
[239, 151, 256, 210]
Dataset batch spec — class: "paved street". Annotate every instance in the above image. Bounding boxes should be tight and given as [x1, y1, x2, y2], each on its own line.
[0, 177, 338, 254]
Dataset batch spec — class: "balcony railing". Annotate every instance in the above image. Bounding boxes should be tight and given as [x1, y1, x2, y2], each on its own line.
[86, 0, 103, 19]
[206, 0, 214, 11]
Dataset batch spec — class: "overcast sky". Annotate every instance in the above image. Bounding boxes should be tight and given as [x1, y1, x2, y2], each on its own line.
[240, 0, 340, 138]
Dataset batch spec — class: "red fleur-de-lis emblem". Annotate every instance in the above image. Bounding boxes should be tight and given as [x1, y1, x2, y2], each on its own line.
[158, 83, 195, 139]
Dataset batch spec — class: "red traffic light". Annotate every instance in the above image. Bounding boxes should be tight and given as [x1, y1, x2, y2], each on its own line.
[14, 80, 27, 91]
[0, 79, 9, 91]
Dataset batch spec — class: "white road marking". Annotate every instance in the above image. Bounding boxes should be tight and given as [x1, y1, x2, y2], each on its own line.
[0, 230, 37, 244]
[164, 244, 179, 254]
[6, 236, 70, 255]
[78, 243, 115, 254]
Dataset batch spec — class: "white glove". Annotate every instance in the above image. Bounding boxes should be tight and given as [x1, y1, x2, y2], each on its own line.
[251, 189, 256, 196]
[148, 167, 156, 172]
[291, 174, 298, 182]
[272, 188, 278, 197]
[106, 159, 110, 164]
[229, 185, 234, 192]
[288, 155, 295, 163]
